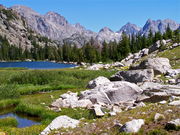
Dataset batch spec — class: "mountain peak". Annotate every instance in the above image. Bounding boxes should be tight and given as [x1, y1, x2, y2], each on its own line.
[99, 27, 113, 33]
[44, 11, 68, 26]
[117, 22, 141, 35]
[11, 5, 40, 16]
[141, 19, 180, 36]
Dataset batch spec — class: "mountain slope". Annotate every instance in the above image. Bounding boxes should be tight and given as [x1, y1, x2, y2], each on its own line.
[11, 5, 97, 47]
[0, 5, 57, 50]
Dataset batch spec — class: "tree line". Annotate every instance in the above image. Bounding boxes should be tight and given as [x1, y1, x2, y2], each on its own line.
[0, 26, 179, 63]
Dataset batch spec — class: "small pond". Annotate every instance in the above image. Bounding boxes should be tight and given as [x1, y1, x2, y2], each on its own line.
[0, 112, 41, 128]
[0, 61, 76, 69]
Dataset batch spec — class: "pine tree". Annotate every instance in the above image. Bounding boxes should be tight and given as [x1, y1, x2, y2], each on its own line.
[165, 24, 173, 39]
[101, 41, 109, 62]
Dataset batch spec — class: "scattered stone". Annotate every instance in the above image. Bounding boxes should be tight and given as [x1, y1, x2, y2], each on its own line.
[109, 111, 116, 116]
[110, 69, 154, 83]
[165, 119, 180, 130]
[112, 62, 124, 67]
[40, 116, 79, 135]
[166, 69, 180, 78]
[112, 105, 122, 113]
[120, 119, 145, 133]
[169, 100, 180, 106]
[87, 64, 104, 70]
[154, 113, 165, 122]
[51, 92, 92, 108]
[135, 102, 146, 107]
[168, 79, 176, 84]
[159, 100, 167, 104]
[164, 109, 173, 114]
[93, 104, 105, 117]
[87, 76, 110, 89]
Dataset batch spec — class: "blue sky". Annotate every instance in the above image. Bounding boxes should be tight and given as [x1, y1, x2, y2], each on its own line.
[1, 0, 180, 32]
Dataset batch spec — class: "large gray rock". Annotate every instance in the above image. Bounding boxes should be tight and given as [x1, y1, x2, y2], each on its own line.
[140, 82, 180, 96]
[110, 69, 154, 83]
[138, 82, 180, 102]
[134, 58, 171, 74]
[81, 81, 143, 104]
[120, 119, 144, 133]
[87, 76, 110, 89]
[40, 116, 79, 135]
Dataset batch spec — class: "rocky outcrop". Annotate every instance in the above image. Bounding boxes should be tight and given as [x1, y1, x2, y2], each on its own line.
[0, 6, 57, 51]
[120, 119, 145, 133]
[121, 48, 150, 66]
[133, 58, 171, 75]
[87, 76, 110, 89]
[11, 5, 97, 47]
[149, 40, 166, 53]
[81, 81, 143, 104]
[40, 116, 79, 135]
[110, 69, 154, 83]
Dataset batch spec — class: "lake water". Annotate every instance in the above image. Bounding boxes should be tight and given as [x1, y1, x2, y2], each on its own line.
[0, 61, 76, 69]
[0, 112, 41, 128]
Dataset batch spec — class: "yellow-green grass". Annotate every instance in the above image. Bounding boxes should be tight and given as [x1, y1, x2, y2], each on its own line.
[157, 46, 180, 69]
[56, 104, 180, 135]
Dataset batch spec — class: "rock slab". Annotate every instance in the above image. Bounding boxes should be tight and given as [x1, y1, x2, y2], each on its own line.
[87, 76, 110, 89]
[110, 69, 154, 83]
[134, 58, 171, 75]
[81, 81, 143, 104]
[40, 116, 79, 135]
